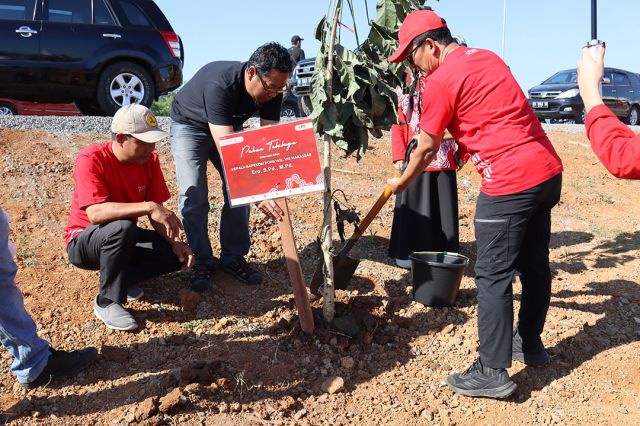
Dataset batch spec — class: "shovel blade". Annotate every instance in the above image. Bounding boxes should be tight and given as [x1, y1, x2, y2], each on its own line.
[310, 254, 360, 295]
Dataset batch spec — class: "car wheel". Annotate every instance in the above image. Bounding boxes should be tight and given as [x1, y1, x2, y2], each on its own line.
[574, 107, 586, 124]
[626, 105, 639, 126]
[280, 102, 298, 119]
[96, 62, 155, 116]
[299, 95, 313, 117]
[0, 102, 16, 116]
[75, 102, 103, 116]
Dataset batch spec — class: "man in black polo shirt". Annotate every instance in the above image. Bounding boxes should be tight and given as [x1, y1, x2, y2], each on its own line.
[170, 42, 294, 291]
[288, 35, 305, 64]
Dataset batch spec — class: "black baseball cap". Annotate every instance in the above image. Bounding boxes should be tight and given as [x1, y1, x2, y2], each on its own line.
[291, 35, 303, 43]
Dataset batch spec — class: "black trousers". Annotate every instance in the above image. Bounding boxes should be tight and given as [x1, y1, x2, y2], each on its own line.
[474, 173, 562, 368]
[67, 220, 182, 304]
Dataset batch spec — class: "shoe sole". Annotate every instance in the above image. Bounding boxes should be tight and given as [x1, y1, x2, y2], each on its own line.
[446, 377, 517, 399]
[93, 307, 138, 331]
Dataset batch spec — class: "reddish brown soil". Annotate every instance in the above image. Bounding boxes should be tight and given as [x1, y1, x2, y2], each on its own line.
[0, 127, 638, 425]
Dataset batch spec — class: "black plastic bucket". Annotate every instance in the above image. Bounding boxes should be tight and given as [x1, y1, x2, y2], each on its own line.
[409, 252, 469, 307]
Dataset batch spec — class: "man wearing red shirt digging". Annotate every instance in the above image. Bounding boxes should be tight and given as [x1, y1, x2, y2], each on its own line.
[388, 10, 563, 399]
[65, 105, 194, 331]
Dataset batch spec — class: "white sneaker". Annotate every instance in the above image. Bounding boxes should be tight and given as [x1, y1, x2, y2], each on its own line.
[395, 258, 412, 269]
[93, 296, 138, 331]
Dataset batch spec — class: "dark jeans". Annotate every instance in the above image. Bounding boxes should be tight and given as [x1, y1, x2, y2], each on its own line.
[67, 220, 182, 304]
[474, 174, 562, 368]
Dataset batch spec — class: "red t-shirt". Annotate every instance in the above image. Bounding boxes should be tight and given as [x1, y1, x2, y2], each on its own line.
[585, 104, 640, 179]
[419, 47, 563, 196]
[64, 142, 171, 246]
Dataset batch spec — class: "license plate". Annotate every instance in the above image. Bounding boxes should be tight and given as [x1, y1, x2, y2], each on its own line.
[299, 77, 310, 86]
[533, 101, 548, 108]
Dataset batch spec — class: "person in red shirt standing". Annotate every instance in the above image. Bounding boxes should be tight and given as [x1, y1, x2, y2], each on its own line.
[65, 105, 194, 331]
[388, 10, 564, 399]
[577, 43, 640, 179]
[389, 70, 460, 268]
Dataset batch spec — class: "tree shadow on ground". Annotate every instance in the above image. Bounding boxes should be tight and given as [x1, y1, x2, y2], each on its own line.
[511, 279, 640, 401]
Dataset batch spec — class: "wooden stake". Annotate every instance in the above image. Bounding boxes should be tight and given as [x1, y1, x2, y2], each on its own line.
[276, 198, 314, 334]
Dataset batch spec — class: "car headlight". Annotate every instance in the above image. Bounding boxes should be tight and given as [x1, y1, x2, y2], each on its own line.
[556, 88, 580, 99]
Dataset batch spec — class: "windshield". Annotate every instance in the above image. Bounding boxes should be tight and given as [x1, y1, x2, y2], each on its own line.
[543, 71, 577, 84]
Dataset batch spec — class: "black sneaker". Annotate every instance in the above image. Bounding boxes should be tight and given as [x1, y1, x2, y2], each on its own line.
[189, 264, 213, 292]
[21, 346, 97, 390]
[222, 258, 262, 285]
[446, 358, 517, 399]
[512, 329, 550, 366]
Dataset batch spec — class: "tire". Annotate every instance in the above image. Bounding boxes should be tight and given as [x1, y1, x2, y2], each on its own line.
[0, 102, 16, 116]
[299, 95, 312, 117]
[626, 105, 639, 126]
[96, 62, 154, 116]
[75, 102, 102, 116]
[574, 107, 586, 124]
[280, 101, 298, 119]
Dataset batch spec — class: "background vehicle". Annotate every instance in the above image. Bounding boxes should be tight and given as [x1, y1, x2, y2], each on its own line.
[528, 67, 640, 125]
[289, 57, 315, 116]
[0, 98, 80, 116]
[280, 92, 300, 119]
[0, 0, 183, 116]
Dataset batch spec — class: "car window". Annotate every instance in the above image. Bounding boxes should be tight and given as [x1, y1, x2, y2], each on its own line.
[0, 0, 35, 21]
[114, 0, 151, 27]
[613, 72, 630, 86]
[47, 0, 91, 24]
[543, 71, 577, 85]
[94, 0, 114, 25]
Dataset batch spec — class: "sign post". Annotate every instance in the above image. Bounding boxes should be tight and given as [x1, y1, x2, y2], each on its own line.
[219, 118, 323, 333]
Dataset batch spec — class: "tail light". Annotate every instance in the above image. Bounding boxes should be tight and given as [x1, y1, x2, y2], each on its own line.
[160, 31, 181, 59]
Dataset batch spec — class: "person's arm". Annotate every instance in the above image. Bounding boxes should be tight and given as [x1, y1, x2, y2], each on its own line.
[300, 49, 306, 61]
[387, 130, 441, 193]
[149, 215, 195, 270]
[578, 44, 640, 179]
[85, 201, 183, 240]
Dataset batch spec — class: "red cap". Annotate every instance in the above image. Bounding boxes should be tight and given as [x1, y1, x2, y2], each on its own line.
[388, 10, 447, 63]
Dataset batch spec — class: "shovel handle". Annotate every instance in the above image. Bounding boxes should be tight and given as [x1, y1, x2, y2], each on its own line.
[338, 184, 394, 257]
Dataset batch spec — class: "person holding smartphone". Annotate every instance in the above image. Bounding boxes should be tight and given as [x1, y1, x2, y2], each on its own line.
[577, 42, 640, 179]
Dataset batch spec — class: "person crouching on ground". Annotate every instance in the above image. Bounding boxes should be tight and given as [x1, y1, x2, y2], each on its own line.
[387, 10, 563, 399]
[65, 104, 194, 331]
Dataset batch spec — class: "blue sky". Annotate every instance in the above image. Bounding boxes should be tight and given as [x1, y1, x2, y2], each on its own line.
[155, 0, 640, 94]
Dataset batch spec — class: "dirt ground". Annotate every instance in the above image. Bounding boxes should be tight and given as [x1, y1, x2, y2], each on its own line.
[0, 125, 638, 426]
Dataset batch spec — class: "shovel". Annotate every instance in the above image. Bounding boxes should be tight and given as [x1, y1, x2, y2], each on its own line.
[309, 139, 417, 295]
[310, 183, 395, 295]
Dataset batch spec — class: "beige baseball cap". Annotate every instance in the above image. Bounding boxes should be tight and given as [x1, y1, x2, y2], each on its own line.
[110, 104, 168, 143]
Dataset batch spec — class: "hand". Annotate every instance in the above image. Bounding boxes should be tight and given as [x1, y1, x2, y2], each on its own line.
[172, 241, 195, 271]
[387, 177, 407, 194]
[148, 202, 183, 240]
[577, 43, 606, 112]
[257, 199, 285, 221]
[393, 160, 402, 171]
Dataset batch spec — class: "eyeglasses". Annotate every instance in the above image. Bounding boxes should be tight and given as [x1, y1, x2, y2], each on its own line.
[407, 40, 425, 66]
[257, 73, 286, 95]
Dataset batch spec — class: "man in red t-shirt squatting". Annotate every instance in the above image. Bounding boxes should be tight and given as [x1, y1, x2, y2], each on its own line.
[65, 105, 194, 332]
[388, 9, 564, 399]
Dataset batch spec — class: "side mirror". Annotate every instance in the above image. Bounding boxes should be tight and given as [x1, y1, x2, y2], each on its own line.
[602, 77, 611, 85]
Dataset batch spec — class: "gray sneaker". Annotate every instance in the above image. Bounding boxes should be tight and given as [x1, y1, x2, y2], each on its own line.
[93, 297, 138, 331]
[126, 285, 144, 301]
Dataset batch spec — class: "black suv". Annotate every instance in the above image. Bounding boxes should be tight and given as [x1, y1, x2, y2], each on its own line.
[528, 67, 640, 125]
[0, 0, 183, 115]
